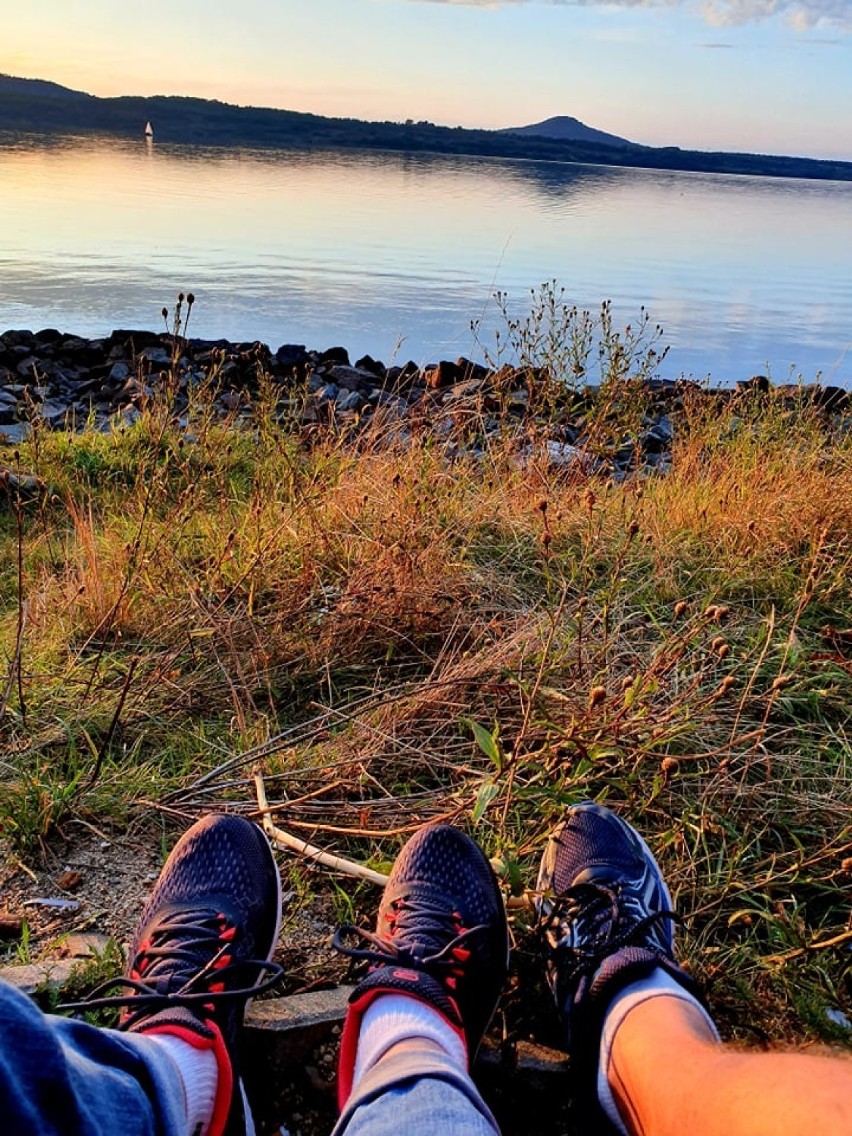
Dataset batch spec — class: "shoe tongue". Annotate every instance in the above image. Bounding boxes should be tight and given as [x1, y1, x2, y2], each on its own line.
[572, 865, 625, 887]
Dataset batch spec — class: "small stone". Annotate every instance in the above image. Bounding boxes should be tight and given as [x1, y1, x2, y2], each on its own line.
[56, 870, 82, 892]
[0, 914, 24, 939]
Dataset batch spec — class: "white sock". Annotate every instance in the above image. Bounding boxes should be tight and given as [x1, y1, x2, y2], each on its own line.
[145, 1033, 220, 1136]
[352, 993, 468, 1088]
[597, 969, 720, 1136]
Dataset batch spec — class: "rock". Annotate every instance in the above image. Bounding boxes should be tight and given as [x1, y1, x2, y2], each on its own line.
[319, 346, 350, 366]
[354, 354, 386, 378]
[109, 362, 132, 382]
[274, 344, 309, 375]
[0, 960, 79, 993]
[442, 378, 485, 405]
[0, 914, 24, 939]
[336, 390, 364, 413]
[56, 870, 83, 892]
[38, 400, 72, 428]
[736, 375, 770, 394]
[812, 385, 849, 413]
[0, 423, 32, 445]
[326, 365, 373, 393]
[139, 347, 171, 366]
[0, 330, 36, 349]
[424, 360, 459, 389]
[644, 414, 673, 451]
[56, 932, 111, 959]
[455, 357, 489, 381]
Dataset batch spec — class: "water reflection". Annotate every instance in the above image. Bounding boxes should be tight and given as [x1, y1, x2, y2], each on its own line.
[1, 132, 850, 385]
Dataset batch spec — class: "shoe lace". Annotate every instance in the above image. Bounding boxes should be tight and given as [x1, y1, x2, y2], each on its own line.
[540, 881, 681, 978]
[333, 892, 486, 979]
[58, 910, 284, 1020]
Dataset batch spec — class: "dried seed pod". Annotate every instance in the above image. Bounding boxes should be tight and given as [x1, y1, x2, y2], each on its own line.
[588, 686, 607, 708]
[673, 601, 688, 619]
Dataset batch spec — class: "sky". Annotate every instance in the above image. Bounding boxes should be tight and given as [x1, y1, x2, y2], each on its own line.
[2, 0, 850, 160]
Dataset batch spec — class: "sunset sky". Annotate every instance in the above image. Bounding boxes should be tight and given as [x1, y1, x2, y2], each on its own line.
[2, 0, 850, 160]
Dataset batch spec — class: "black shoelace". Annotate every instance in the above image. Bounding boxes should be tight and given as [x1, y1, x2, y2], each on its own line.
[333, 893, 487, 976]
[58, 910, 284, 1021]
[540, 881, 681, 977]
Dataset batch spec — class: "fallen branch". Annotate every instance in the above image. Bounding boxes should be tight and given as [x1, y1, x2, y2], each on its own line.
[253, 768, 389, 886]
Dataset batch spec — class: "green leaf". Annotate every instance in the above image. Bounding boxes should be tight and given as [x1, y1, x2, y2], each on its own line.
[461, 717, 503, 772]
[472, 780, 500, 825]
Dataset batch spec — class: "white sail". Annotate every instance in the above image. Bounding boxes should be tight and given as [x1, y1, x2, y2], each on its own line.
[144, 121, 154, 138]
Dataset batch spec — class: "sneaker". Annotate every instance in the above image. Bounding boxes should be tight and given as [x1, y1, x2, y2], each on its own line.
[333, 823, 509, 1103]
[537, 801, 703, 1124]
[61, 814, 284, 1136]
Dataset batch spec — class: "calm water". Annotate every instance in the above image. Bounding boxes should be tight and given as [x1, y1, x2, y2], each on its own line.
[1, 133, 851, 387]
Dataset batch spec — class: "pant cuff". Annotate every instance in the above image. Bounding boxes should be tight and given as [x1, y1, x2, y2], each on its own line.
[333, 1044, 499, 1136]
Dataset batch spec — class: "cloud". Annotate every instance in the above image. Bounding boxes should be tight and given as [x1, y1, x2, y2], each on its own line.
[409, 0, 852, 33]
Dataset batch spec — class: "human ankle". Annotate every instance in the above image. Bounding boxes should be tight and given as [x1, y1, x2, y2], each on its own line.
[604, 983, 721, 1136]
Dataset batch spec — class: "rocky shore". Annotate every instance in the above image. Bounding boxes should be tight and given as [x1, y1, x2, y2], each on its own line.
[1, 327, 850, 479]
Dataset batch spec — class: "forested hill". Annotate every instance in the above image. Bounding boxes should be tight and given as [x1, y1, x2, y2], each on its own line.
[2, 73, 851, 183]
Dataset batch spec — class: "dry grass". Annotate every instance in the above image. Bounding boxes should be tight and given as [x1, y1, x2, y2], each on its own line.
[0, 374, 850, 1047]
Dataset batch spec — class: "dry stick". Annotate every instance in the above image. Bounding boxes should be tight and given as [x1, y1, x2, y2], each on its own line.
[0, 600, 28, 721]
[14, 492, 27, 725]
[254, 769, 533, 909]
[166, 676, 495, 803]
[86, 656, 140, 787]
[253, 767, 389, 886]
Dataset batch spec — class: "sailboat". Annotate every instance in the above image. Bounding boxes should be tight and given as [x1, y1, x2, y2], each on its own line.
[144, 121, 154, 139]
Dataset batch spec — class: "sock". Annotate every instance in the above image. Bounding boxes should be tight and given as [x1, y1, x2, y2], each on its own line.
[352, 993, 468, 1088]
[597, 969, 720, 1136]
[145, 1033, 220, 1135]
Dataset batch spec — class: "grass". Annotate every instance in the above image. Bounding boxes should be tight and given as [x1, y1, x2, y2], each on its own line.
[0, 343, 850, 1050]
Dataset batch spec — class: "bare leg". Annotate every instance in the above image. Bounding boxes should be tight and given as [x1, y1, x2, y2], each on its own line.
[608, 995, 852, 1136]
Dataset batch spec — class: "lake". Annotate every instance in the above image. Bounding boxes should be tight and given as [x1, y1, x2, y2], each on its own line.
[2, 133, 851, 387]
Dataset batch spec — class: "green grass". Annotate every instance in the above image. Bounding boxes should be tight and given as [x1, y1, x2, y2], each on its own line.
[0, 363, 850, 1049]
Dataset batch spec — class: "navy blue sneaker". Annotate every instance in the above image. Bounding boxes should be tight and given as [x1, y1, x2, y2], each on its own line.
[537, 802, 703, 1125]
[333, 824, 509, 1104]
[62, 814, 284, 1136]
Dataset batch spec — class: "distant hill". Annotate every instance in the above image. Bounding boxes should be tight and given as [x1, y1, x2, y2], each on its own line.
[2, 73, 851, 184]
[501, 116, 639, 149]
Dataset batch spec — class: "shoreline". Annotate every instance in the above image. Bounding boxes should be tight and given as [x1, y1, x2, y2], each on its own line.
[2, 326, 850, 479]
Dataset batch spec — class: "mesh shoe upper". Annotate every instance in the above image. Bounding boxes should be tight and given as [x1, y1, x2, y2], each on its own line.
[61, 814, 284, 1136]
[334, 824, 509, 1104]
[537, 801, 702, 1129]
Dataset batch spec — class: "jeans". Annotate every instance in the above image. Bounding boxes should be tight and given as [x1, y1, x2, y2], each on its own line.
[0, 980, 499, 1136]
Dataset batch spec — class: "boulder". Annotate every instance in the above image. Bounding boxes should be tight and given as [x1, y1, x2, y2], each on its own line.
[319, 346, 350, 367]
[424, 360, 459, 389]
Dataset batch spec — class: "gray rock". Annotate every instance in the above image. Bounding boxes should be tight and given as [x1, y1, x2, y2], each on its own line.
[442, 378, 485, 404]
[648, 414, 673, 445]
[317, 383, 339, 402]
[38, 400, 71, 428]
[0, 422, 32, 445]
[109, 362, 131, 382]
[327, 365, 373, 393]
[139, 347, 171, 366]
[336, 390, 364, 413]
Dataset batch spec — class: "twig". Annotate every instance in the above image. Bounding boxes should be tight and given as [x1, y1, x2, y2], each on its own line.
[253, 767, 389, 886]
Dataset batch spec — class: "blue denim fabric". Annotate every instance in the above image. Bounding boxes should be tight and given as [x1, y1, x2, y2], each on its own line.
[1, 980, 501, 1136]
[334, 1044, 500, 1136]
[0, 980, 186, 1136]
